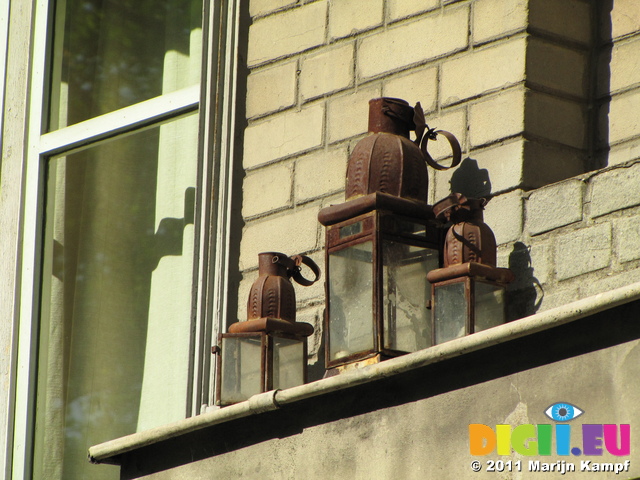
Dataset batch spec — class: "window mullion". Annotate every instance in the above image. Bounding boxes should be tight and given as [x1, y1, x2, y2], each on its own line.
[191, 0, 241, 414]
[39, 85, 200, 157]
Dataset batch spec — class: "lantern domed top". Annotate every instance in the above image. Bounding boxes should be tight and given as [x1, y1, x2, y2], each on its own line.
[345, 98, 428, 203]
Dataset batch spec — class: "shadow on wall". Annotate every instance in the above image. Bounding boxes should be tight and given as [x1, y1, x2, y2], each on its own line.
[507, 242, 542, 321]
[448, 158, 542, 320]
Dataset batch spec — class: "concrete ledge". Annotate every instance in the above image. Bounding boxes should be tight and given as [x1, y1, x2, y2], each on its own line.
[89, 280, 640, 465]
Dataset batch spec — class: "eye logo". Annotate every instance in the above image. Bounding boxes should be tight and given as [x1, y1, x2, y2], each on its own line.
[544, 402, 584, 422]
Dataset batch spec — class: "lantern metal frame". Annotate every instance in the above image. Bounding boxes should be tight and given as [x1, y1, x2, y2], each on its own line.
[427, 261, 514, 345]
[215, 317, 312, 407]
[320, 192, 441, 370]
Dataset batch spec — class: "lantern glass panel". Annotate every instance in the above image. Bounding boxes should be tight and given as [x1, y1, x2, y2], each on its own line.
[220, 335, 263, 405]
[273, 336, 305, 390]
[434, 281, 467, 344]
[474, 281, 505, 332]
[382, 241, 438, 352]
[328, 241, 374, 360]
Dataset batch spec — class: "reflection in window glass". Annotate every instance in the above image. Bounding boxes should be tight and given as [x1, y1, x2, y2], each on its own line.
[48, 0, 202, 129]
[33, 114, 198, 480]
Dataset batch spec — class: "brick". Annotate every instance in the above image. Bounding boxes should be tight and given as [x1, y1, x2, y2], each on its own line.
[555, 223, 612, 280]
[578, 268, 640, 300]
[483, 190, 523, 245]
[469, 87, 525, 147]
[607, 139, 640, 167]
[250, 0, 297, 18]
[608, 37, 640, 94]
[382, 66, 438, 113]
[615, 215, 640, 263]
[525, 90, 587, 150]
[521, 140, 585, 189]
[242, 163, 293, 218]
[300, 43, 354, 101]
[248, 2, 327, 66]
[527, 36, 589, 98]
[535, 285, 580, 312]
[433, 140, 524, 202]
[528, 242, 551, 286]
[243, 104, 324, 169]
[295, 147, 348, 202]
[610, 0, 640, 40]
[387, 0, 438, 22]
[296, 306, 324, 359]
[441, 37, 526, 105]
[473, 0, 527, 44]
[467, 140, 524, 194]
[239, 205, 321, 271]
[358, 7, 468, 80]
[327, 86, 381, 143]
[246, 61, 297, 118]
[607, 90, 640, 145]
[328, 0, 383, 40]
[526, 179, 583, 235]
[590, 162, 640, 218]
[529, 0, 592, 45]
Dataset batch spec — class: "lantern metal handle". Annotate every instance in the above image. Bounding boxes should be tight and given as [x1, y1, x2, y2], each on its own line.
[271, 254, 320, 287]
[290, 254, 321, 287]
[411, 101, 461, 171]
[420, 129, 462, 171]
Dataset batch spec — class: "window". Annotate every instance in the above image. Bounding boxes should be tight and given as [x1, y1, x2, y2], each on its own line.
[11, 0, 241, 478]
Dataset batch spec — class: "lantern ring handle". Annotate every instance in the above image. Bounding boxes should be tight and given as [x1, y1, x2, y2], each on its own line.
[290, 255, 321, 287]
[421, 129, 462, 171]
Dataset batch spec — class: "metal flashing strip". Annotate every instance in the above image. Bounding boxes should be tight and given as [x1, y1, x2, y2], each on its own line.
[88, 280, 640, 464]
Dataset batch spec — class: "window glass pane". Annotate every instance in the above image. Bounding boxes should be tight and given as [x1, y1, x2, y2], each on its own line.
[328, 242, 374, 361]
[382, 242, 438, 352]
[48, 0, 202, 129]
[33, 113, 198, 480]
[434, 282, 467, 344]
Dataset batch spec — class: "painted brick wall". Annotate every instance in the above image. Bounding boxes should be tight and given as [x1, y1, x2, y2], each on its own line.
[239, 0, 640, 373]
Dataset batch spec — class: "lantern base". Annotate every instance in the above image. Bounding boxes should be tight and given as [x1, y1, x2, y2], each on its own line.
[324, 353, 398, 377]
[427, 261, 515, 285]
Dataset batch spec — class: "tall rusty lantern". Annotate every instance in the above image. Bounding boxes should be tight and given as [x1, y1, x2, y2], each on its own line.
[319, 97, 461, 372]
[216, 252, 320, 406]
[427, 193, 515, 344]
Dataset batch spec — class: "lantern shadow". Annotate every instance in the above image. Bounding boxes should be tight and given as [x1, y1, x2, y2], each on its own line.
[507, 242, 543, 320]
[448, 157, 491, 199]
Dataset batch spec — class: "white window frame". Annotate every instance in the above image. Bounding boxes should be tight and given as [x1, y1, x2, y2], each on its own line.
[8, 0, 240, 478]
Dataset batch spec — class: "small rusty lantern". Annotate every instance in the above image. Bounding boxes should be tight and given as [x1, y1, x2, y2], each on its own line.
[319, 97, 461, 372]
[216, 252, 320, 406]
[427, 193, 514, 344]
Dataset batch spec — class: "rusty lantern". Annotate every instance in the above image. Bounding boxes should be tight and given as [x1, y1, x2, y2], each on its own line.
[427, 193, 514, 344]
[319, 97, 461, 372]
[216, 252, 320, 406]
